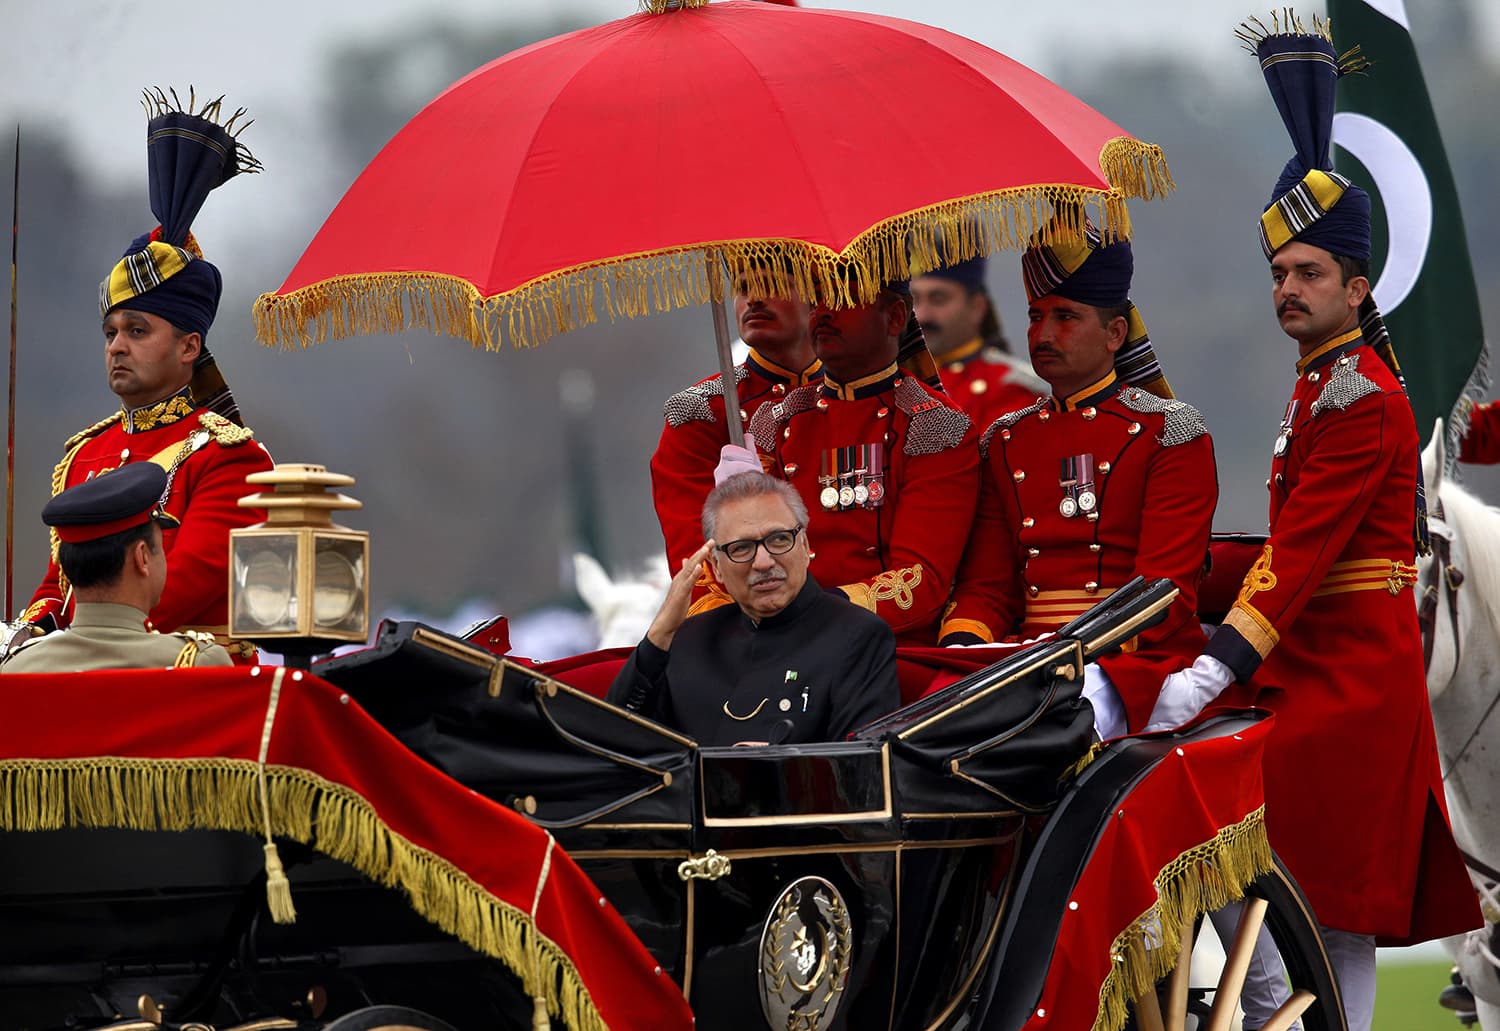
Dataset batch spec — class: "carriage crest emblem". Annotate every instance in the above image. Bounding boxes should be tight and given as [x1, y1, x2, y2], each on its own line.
[758, 876, 853, 1030]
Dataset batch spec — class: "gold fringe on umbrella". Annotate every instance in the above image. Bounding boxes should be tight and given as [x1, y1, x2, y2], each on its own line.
[0, 757, 609, 1031]
[254, 153, 1172, 354]
[1088, 805, 1275, 1031]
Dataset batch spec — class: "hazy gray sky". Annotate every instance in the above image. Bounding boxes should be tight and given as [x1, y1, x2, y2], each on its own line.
[5, 0, 1496, 187]
[5, 0, 1494, 264]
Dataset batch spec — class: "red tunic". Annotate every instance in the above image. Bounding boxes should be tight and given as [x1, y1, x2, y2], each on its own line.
[942, 371, 1217, 730]
[650, 349, 820, 570]
[1204, 331, 1477, 943]
[936, 337, 1045, 430]
[1459, 399, 1500, 464]
[23, 392, 275, 650]
[749, 364, 979, 644]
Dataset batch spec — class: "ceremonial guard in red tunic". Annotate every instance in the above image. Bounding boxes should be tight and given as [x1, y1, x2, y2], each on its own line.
[1458, 398, 1500, 464]
[911, 256, 1043, 426]
[748, 281, 978, 644]
[1150, 21, 1478, 1028]
[650, 280, 818, 605]
[939, 225, 1216, 736]
[20, 92, 274, 659]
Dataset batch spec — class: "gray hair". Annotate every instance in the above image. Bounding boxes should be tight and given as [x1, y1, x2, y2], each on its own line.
[701, 472, 809, 541]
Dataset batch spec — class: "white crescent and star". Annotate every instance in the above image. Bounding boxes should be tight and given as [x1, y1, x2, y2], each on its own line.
[1332, 111, 1433, 314]
[1327, 0, 1430, 314]
[1359, 0, 1410, 30]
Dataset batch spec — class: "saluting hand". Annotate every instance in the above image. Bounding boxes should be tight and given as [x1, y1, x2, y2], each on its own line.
[646, 539, 716, 652]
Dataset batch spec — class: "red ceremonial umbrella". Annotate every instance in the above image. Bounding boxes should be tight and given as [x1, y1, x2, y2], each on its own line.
[255, 0, 1173, 443]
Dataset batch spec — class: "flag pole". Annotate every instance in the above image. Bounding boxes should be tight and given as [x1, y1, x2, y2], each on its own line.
[7, 126, 19, 620]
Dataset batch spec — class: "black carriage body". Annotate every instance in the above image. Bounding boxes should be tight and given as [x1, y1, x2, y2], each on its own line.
[0, 829, 539, 1029]
[0, 578, 1343, 1031]
[315, 586, 1165, 1029]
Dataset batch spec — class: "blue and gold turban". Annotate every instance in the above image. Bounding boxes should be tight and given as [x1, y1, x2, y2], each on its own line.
[919, 256, 987, 294]
[100, 88, 261, 425]
[1241, 11, 1430, 554]
[1238, 13, 1372, 262]
[1021, 217, 1172, 399]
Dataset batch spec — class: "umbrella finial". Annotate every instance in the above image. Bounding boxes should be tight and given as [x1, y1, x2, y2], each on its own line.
[639, 0, 709, 12]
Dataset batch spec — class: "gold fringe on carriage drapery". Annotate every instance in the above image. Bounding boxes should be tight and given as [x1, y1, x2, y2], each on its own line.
[253, 154, 1173, 354]
[0, 757, 608, 1031]
[1090, 805, 1275, 1031]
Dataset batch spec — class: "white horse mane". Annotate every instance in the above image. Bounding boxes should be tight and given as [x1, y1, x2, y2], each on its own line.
[1437, 477, 1500, 633]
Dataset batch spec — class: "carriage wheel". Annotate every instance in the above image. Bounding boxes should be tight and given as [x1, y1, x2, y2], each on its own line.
[1130, 859, 1347, 1031]
[319, 1005, 462, 1031]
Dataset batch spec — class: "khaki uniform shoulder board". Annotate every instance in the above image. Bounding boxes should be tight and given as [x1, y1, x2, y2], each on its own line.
[198, 411, 256, 447]
[172, 629, 220, 668]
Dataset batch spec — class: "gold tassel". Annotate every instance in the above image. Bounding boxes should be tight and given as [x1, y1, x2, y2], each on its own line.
[1063, 740, 1105, 780]
[0, 756, 613, 1031]
[1088, 806, 1273, 1031]
[528, 833, 558, 1031]
[252, 174, 1176, 358]
[256, 668, 296, 924]
[263, 840, 298, 924]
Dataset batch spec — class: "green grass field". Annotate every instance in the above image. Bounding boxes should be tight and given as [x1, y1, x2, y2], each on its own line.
[1376, 960, 1465, 1030]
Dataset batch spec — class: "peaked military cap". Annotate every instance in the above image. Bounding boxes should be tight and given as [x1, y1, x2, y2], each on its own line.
[43, 464, 181, 544]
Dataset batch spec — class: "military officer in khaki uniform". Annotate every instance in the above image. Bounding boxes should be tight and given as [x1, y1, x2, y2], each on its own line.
[4, 464, 232, 672]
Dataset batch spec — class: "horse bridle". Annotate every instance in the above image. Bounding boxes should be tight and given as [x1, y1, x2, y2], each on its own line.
[1419, 495, 1465, 675]
[1420, 496, 1500, 952]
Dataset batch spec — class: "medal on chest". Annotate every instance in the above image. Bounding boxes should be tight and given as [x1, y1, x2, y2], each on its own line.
[837, 446, 858, 508]
[820, 443, 885, 511]
[818, 450, 839, 510]
[1272, 399, 1300, 458]
[1058, 453, 1097, 519]
[864, 442, 885, 506]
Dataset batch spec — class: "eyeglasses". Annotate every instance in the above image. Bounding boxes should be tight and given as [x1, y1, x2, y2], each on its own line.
[716, 525, 803, 564]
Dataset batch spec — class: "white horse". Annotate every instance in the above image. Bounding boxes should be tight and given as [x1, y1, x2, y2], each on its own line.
[1419, 422, 1500, 1028]
[572, 552, 671, 649]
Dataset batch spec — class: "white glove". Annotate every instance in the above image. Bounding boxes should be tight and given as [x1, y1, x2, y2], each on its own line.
[1081, 662, 1127, 741]
[1143, 654, 1235, 733]
[714, 433, 762, 484]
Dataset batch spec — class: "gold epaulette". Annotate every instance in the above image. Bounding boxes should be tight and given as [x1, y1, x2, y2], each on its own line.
[198, 411, 255, 446]
[62, 412, 123, 454]
[49, 413, 128, 589]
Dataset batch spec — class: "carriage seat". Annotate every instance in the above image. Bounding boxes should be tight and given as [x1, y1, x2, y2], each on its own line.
[538, 647, 986, 712]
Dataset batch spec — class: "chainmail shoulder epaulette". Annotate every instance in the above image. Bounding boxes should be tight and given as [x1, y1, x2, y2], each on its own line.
[748, 383, 822, 453]
[662, 366, 749, 428]
[894, 378, 971, 457]
[979, 400, 1048, 459]
[1116, 387, 1208, 447]
[1309, 353, 1382, 419]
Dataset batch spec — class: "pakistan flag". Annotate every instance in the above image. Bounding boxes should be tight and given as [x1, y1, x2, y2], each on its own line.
[1328, 0, 1487, 459]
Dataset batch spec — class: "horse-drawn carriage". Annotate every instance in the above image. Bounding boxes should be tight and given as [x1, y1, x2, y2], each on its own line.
[0, 577, 1346, 1030]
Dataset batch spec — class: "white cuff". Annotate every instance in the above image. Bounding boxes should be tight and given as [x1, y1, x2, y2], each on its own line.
[1082, 662, 1127, 740]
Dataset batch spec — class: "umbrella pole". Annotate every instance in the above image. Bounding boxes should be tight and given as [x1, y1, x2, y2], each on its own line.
[708, 273, 745, 449]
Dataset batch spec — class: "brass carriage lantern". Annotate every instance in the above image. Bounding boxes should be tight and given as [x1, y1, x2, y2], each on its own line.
[229, 464, 369, 660]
